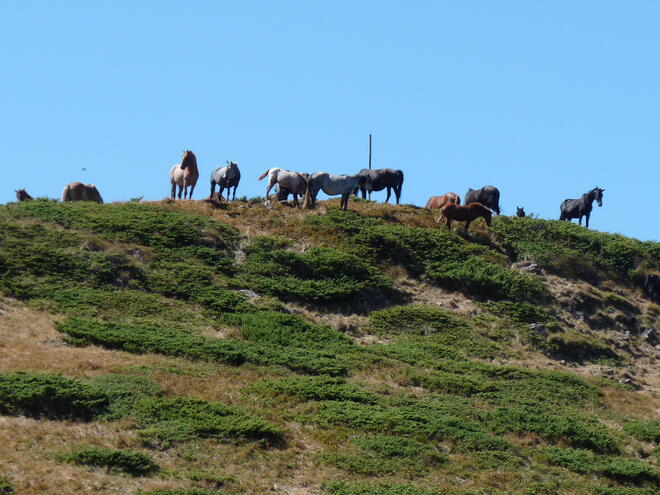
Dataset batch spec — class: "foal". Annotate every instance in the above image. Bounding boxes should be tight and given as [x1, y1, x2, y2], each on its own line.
[441, 202, 492, 232]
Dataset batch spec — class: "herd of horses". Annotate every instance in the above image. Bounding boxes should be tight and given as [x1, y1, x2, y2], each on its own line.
[13, 149, 606, 232]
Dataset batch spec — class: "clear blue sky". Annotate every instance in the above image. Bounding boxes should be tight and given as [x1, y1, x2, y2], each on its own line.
[2, 1, 658, 240]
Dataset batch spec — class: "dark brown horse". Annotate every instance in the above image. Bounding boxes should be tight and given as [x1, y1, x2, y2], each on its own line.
[516, 206, 526, 217]
[15, 189, 33, 201]
[441, 202, 492, 232]
[62, 182, 104, 203]
[425, 192, 460, 210]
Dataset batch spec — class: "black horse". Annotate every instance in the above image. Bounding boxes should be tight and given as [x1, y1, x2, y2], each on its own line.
[516, 206, 526, 217]
[465, 186, 501, 214]
[559, 187, 604, 229]
[355, 168, 404, 204]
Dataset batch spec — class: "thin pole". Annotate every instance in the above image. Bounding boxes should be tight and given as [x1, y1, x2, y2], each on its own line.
[368, 134, 372, 200]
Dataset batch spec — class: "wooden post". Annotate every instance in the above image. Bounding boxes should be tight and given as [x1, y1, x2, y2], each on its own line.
[368, 134, 372, 200]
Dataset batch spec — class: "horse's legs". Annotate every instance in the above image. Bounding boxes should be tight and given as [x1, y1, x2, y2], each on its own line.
[293, 194, 299, 207]
[218, 186, 225, 202]
[446, 217, 451, 229]
[210, 181, 216, 200]
[385, 187, 391, 203]
[465, 221, 471, 233]
[341, 192, 349, 210]
[233, 185, 238, 201]
[585, 213, 590, 229]
[395, 187, 401, 205]
[189, 183, 196, 199]
[171, 182, 176, 200]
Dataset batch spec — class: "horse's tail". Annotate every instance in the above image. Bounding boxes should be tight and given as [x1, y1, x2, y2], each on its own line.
[61, 184, 70, 202]
[302, 176, 314, 209]
[395, 170, 404, 197]
[493, 188, 501, 215]
[258, 169, 271, 181]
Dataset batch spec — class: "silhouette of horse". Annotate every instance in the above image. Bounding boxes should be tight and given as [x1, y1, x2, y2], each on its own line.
[169, 150, 199, 199]
[210, 161, 241, 201]
[441, 202, 492, 232]
[516, 206, 526, 217]
[425, 193, 460, 210]
[61, 182, 103, 203]
[303, 172, 366, 210]
[258, 168, 308, 206]
[559, 187, 604, 229]
[355, 168, 404, 204]
[465, 186, 501, 214]
[15, 189, 33, 201]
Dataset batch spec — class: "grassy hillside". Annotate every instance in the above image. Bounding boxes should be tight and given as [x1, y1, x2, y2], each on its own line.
[0, 198, 658, 495]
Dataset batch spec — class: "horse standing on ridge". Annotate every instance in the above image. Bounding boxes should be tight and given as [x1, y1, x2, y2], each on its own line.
[169, 150, 199, 199]
[303, 172, 367, 210]
[425, 193, 460, 210]
[441, 202, 492, 232]
[15, 189, 33, 201]
[61, 182, 103, 203]
[559, 187, 604, 229]
[210, 161, 241, 201]
[516, 207, 526, 217]
[355, 168, 404, 204]
[258, 168, 309, 206]
[465, 186, 501, 215]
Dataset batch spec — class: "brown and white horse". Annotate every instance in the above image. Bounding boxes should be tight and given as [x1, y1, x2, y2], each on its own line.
[441, 202, 492, 232]
[425, 192, 460, 210]
[170, 150, 199, 199]
[61, 182, 103, 203]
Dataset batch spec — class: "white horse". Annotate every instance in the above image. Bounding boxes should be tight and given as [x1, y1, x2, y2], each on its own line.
[258, 168, 309, 206]
[169, 150, 199, 199]
[210, 161, 241, 201]
[302, 172, 368, 210]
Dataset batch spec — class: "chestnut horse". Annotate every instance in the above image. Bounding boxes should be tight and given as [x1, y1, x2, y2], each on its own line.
[62, 182, 104, 203]
[441, 202, 492, 232]
[425, 192, 460, 210]
[170, 150, 199, 199]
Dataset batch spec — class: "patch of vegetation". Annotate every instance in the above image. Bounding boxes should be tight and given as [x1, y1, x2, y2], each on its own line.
[321, 481, 443, 495]
[240, 237, 393, 303]
[592, 488, 658, 495]
[133, 397, 283, 447]
[0, 477, 13, 495]
[86, 374, 164, 420]
[0, 372, 108, 420]
[248, 376, 379, 404]
[56, 317, 348, 376]
[543, 448, 658, 483]
[491, 216, 660, 280]
[537, 331, 621, 364]
[479, 301, 553, 324]
[624, 420, 660, 443]
[368, 306, 498, 358]
[354, 435, 446, 465]
[57, 446, 159, 476]
[137, 490, 229, 495]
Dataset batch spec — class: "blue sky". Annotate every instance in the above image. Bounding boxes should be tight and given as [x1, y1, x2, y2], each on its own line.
[2, 1, 658, 240]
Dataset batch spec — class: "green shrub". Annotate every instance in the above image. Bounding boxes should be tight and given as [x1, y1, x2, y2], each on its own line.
[624, 420, 660, 442]
[319, 453, 400, 475]
[58, 446, 159, 476]
[353, 435, 446, 465]
[0, 477, 13, 494]
[321, 481, 443, 495]
[479, 301, 553, 324]
[544, 448, 658, 483]
[248, 376, 379, 404]
[240, 239, 393, 303]
[0, 372, 108, 420]
[132, 397, 283, 446]
[593, 488, 658, 495]
[56, 317, 348, 376]
[86, 374, 163, 419]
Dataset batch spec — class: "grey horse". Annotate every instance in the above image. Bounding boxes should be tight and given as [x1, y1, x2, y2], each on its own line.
[303, 172, 367, 210]
[210, 161, 241, 201]
[559, 187, 604, 229]
[355, 168, 404, 204]
[465, 186, 501, 215]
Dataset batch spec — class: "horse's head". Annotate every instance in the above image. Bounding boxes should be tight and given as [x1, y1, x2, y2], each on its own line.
[516, 206, 526, 217]
[180, 150, 197, 170]
[594, 187, 604, 207]
[358, 174, 373, 192]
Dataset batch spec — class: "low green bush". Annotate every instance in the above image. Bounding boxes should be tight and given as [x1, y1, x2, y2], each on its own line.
[623, 420, 660, 442]
[133, 397, 283, 446]
[479, 301, 553, 324]
[248, 376, 379, 404]
[0, 372, 108, 420]
[353, 435, 446, 465]
[87, 374, 163, 419]
[321, 481, 443, 495]
[58, 446, 159, 476]
[0, 476, 13, 494]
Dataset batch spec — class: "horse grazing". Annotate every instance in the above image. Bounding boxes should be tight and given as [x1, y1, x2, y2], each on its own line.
[355, 168, 404, 204]
[303, 172, 366, 210]
[559, 187, 604, 229]
[516, 206, 526, 218]
[258, 168, 309, 206]
[441, 202, 492, 232]
[210, 161, 241, 201]
[275, 175, 310, 206]
[61, 182, 103, 203]
[465, 186, 501, 215]
[425, 193, 460, 210]
[15, 189, 33, 201]
[169, 150, 199, 199]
